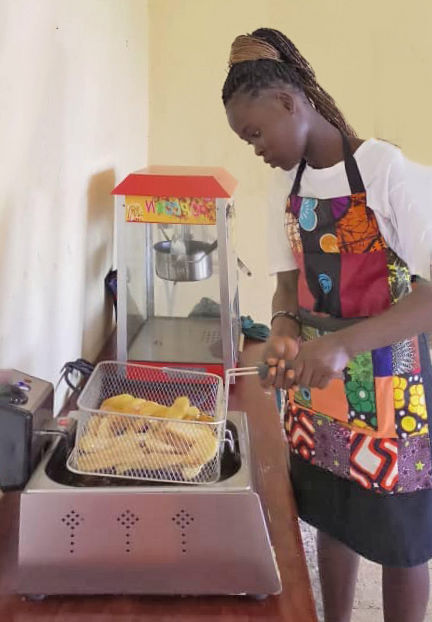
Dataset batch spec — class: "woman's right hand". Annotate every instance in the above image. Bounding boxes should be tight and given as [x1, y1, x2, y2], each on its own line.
[260, 335, 300, 390]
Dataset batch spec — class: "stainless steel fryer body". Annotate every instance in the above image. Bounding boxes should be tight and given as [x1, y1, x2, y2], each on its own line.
[16, 411, 281, 597]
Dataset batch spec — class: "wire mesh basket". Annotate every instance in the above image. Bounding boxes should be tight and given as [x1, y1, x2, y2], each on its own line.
[66, 361, 227, 485]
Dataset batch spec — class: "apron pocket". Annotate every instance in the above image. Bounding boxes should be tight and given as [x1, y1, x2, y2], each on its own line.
[295, 328, 427, 439]
[292, 349, 399, 438]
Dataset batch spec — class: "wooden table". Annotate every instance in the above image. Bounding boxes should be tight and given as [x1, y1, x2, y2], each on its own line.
[0, 341, 317, 621]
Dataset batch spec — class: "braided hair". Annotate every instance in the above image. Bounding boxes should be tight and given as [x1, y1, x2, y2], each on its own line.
[222, 28, 356, 137]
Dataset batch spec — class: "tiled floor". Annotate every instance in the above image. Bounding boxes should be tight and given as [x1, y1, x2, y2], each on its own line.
[300, 520, 432, 622]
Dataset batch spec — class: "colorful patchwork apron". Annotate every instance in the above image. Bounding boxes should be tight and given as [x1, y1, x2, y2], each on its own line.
[284, 134, 432, 566]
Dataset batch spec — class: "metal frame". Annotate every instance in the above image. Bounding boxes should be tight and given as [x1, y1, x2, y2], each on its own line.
[145, 223, 154, 318]
[216, 198, 239, 372]
[117, 194, 240, 372]
[115, 195, 127, 361]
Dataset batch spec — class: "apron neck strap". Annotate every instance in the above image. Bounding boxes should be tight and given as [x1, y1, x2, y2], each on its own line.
[290, 158, 307, 196]
[341, 132, 366, 194]
[289, 132, 366, 196]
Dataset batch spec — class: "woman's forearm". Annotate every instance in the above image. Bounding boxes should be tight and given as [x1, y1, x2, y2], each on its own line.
[339, 282, 432, 358]
[270, 270, 300, 338]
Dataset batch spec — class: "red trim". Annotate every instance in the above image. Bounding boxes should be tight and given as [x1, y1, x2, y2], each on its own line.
[129, 360, 225, 380]
[112, 167, 237, 198]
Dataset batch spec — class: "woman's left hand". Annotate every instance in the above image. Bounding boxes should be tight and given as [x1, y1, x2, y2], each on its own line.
[292, 334, 351, 389]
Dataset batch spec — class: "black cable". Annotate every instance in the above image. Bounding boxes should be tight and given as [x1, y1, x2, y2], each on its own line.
[60, 358, 94, 393]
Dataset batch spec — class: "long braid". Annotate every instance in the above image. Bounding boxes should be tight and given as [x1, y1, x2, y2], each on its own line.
[253, 29, 356, 137]
[222, 28, 356, 137]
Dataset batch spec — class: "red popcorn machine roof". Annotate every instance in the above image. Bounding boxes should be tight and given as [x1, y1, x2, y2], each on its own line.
[112, 166, 237, 198]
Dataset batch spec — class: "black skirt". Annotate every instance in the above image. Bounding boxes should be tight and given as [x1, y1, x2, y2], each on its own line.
[290, 452, 432, 567]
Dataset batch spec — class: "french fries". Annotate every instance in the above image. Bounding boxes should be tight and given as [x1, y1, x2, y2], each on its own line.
[75, 393, 218, 480]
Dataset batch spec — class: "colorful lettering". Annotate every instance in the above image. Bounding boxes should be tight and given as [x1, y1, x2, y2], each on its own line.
[125, 196, 217, 224]
[145, 199, 155, 213]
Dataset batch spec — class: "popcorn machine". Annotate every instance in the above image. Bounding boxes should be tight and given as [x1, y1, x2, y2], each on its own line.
[112, 166, 241, 376]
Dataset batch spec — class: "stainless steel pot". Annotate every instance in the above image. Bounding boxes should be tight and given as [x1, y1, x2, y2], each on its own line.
[153, 240, 216, 281]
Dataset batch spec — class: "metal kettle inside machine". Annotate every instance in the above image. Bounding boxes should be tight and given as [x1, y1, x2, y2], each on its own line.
[153, 224, 218, 282]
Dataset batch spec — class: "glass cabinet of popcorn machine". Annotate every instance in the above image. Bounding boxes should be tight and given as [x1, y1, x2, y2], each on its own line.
[112, 166, 240, 377]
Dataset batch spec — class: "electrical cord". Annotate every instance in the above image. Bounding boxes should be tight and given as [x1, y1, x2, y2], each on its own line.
[59, 358, 94, 393]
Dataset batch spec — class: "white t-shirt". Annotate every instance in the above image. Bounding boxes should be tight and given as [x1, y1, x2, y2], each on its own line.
[267, 138, 432, 280]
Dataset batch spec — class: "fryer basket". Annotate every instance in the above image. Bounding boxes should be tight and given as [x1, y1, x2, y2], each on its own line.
[66, 361, 226, 485]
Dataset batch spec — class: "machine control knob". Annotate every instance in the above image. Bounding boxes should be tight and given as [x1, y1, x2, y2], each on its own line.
[8, 386, 28, 405]
[0, 383, 28, 405]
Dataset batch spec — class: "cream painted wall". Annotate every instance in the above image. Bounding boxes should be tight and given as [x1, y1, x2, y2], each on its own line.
[1, 0, 430, 410]
[0, 0, 148, 410]
[148, 0, 432, 324]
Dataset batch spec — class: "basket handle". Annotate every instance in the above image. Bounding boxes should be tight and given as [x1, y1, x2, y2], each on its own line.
[225, 361, 294, 385]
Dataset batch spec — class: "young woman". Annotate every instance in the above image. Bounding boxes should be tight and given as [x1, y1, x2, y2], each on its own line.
[223, 27, 432, 622]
